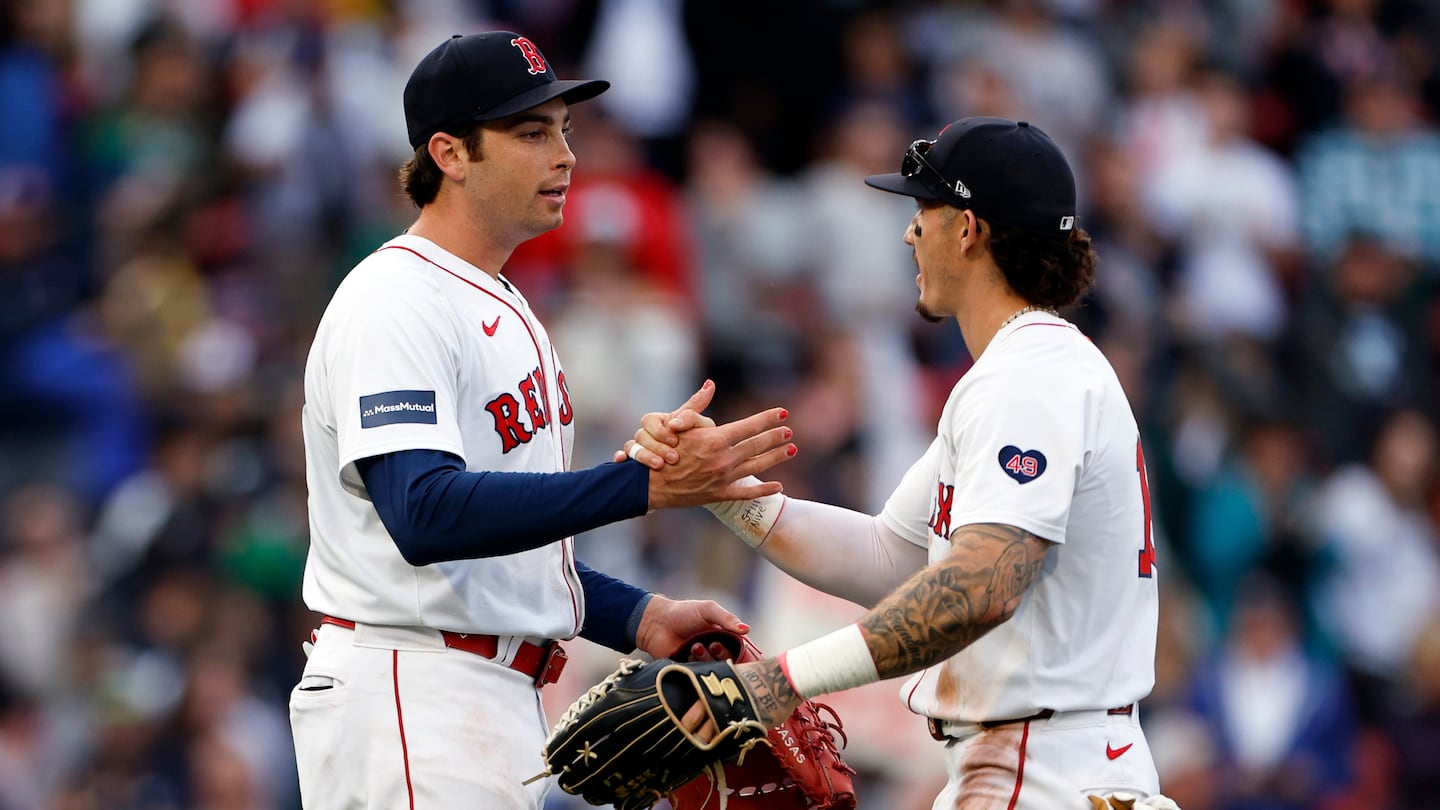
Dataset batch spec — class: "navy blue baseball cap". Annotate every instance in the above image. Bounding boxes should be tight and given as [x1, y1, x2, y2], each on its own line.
[865, 117, 1077, 238]
[403, 32, 609, 149]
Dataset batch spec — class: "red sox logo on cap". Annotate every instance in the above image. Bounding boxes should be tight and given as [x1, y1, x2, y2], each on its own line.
[511, 37, 547, 75]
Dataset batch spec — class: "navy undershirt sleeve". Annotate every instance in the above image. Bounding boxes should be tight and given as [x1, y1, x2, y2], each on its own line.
[355, 448, 650, 566]
[575, 561, 653, 652]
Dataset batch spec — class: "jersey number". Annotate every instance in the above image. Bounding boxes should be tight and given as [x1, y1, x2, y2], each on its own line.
[1005, 454, 1039, 477]
[1136, 439, 1156, 578]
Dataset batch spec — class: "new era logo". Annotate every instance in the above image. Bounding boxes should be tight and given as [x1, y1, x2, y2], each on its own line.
[1059, 215, 1074, 230]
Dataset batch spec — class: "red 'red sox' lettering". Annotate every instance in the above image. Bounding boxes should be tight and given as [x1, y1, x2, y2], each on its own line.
[557, 371, 573, 426]
[486, 367, 570, 452]
[928, 480, 955, 540]
[485, 393, 532, 452]
[518, 374, 548, 430]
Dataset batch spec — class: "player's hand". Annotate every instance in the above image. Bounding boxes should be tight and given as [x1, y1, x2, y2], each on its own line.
[617, 407, 719, 469]
[645, 407, 793, 508]
[614, 380, 721, 470]
[626, 382, 792, 509]
[633, 595, 749, 661]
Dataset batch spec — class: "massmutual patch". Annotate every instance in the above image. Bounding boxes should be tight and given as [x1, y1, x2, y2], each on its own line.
[360, 390, 437, 428]
[998, 445, 1046, 484]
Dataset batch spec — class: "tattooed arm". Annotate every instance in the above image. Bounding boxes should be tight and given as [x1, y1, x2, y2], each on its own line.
[858, 522, 1051, 675]
[731, 523, 1053, 726]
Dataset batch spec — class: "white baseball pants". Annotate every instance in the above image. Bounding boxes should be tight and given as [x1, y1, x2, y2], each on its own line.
[290, 621, 553, 809]
[930, 707, 1160, 809]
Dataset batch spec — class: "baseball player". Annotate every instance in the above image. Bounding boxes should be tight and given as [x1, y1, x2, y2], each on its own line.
[290, 32, 795, 810]
[625, 119, 1178, 809]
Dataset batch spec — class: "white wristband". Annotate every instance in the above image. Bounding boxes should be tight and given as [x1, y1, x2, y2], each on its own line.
[703, 476, 785, 549]
[778, 624, 879, 699]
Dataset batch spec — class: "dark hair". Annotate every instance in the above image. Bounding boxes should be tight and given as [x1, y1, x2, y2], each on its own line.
[985, 219, 1098, 309]
[398, 124, 484, 208]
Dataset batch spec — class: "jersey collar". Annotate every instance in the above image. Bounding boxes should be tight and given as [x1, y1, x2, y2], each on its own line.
[384, 233, 516, 297]
[978, 309, 1074, 361]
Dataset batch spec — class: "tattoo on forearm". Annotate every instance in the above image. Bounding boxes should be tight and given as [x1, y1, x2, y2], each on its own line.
[860, 523, 1049, 677]
[739, 662, 795, 723]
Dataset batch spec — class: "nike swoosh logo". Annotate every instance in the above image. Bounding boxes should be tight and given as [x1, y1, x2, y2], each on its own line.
[482, 317, 501, 337]
[1106, 743, 1133, 760]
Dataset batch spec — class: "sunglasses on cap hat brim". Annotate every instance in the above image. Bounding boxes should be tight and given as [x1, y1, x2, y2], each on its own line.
[864, 139, 972, 205]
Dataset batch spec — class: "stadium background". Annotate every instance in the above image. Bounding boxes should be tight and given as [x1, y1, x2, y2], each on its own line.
[0, 0, 1438, 808]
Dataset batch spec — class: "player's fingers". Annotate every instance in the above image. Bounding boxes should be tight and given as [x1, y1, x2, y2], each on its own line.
[730, 443, 798, 482]
[690, 601, 751, 636]
[619, 439, 669, 470]
[719, 478, 785, 502]
[665, 408, 716, 432]
[730, 425, 794, 461]
[1106, 793, 1138, 810]
[669, 379, 715, 420]
[684, 640, 735, 663]
[682, 701, 703, 729]
[636, 410, 716, 459]
[633, 427, 680, 465]
[714, 407, 789, 446]
[639, 412, 682, 449]
[681, 703, 718, 743]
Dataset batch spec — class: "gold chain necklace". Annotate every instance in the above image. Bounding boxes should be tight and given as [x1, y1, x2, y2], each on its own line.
[1000, 304, 1058, 330]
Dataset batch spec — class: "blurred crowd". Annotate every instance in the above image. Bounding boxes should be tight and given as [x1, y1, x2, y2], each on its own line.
[1, 0, 1438, 808]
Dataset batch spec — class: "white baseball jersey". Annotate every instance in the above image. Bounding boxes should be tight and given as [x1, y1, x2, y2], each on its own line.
[880, 311, 1158, 723]
[301, 233, 582, 639]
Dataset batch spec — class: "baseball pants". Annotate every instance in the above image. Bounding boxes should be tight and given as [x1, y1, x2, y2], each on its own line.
[930, 706, 1159, 809]
[290, 621, 552, 810]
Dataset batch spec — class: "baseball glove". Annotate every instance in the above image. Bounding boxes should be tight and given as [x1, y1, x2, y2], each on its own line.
[538, 654, 771, 810]
[667, 631, 857, 809]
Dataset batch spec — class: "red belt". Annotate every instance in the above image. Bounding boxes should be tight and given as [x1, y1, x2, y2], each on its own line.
[320, 616, 567, 687]
[928, 704, 1134, 741]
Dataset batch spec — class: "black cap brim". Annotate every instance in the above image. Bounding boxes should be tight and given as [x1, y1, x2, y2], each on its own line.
[864, 172, 946, 202]
[474, 78, 610, 122]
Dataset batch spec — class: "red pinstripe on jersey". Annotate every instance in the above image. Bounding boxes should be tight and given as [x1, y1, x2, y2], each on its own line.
[376, 244, 582, 637]
[393, 651, 416, 809]
[1006, 720, 1031, 810]
[904, 666, 930, 714]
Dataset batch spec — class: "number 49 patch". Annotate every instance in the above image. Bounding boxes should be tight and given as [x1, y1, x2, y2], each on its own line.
[998, 445, 1047, 484]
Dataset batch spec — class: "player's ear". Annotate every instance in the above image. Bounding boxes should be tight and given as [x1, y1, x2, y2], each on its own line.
[959, 209, 984, 251]
[428, 132, 470, 182]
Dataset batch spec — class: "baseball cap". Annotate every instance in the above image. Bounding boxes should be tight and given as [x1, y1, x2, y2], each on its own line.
[403, 32, 610, 150]
[865, 117, 1077, 238]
